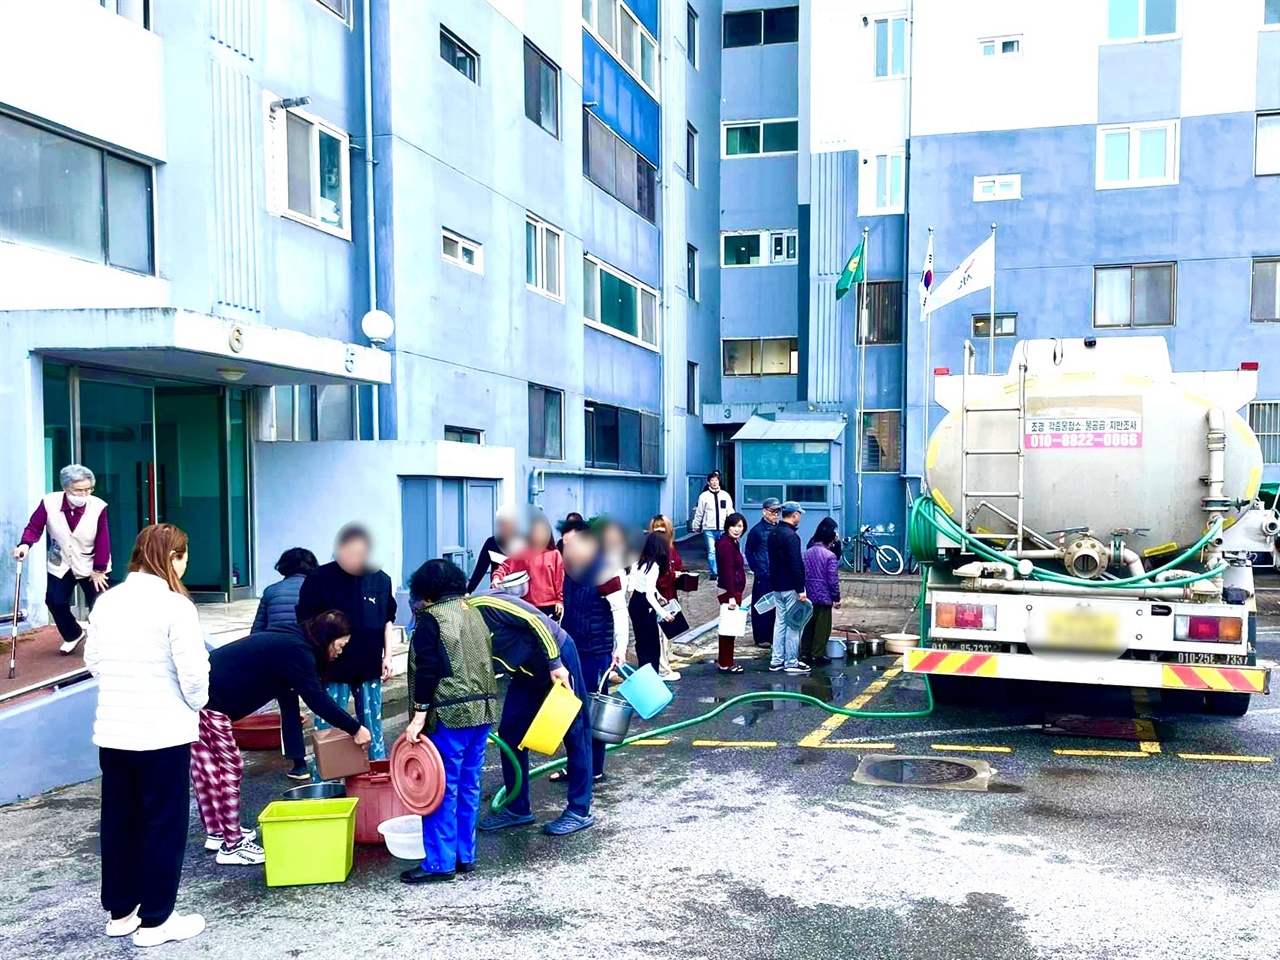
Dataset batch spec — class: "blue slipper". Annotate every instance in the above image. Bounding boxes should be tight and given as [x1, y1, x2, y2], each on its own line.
[478, 809, 536, 832]
[543, 811, 596, 836]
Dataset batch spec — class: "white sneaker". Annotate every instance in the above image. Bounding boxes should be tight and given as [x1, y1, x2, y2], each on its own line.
[204, 826, 257, 851]
[59, 631, 86, 655]
[659, 670, 682, 682]
[105, 905, 140, 937]
[215, 837, 265, 865]
[132, 912, 206, 947]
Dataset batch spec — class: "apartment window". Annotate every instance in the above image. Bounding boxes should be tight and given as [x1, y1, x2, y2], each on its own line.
[973, 313, 1018, 337]
[861, 281, 903, 344]
[722, 230, 797, 267]
[1267, 0, 1280, 24]
[861, 411, 901, 472]
[686, 244, 699, 300]
[440, 27, 479, 82]
[687, 4, 699, 65]
[722, 7, 799, 48]
[583, 0, 660, 97]
[523, 41, 560, 138]
[1094, 263, 1176, 328]
[973, 174, 1022, 201]
[1252, 258, 1280, 322]
[444, 426, 483, 444]
[316, 385, 356, 440]
[583, 256, 659, 348]
[313, 0, 350, 22]
[874, 17, 906, 77]
[529, 384, 564, 460]
[1107, 0, 1177, 40]
[722, 119, 799, 157]
[980, 35, 1021, 57]
[1257, 113, 1280, 176]
[275, 105, 351, 237]
[442, 228, 483, 273]
[585, 402, 660, 473]
[0, 113, 153, 273]
[99, 0, 150, 28]
[525, 214, 563, 299]
[686, 124, 698, 184]
[1097, 120, 1178, 188]
[266, 385, 358, 442]
[686, 362, 700, 417]
[583, 111, 657, 222]
[1250, 402, 1280, 464]
[770, 231, 798, 264]
[722, 338, 798, 376]
[875, 153, 905, 211]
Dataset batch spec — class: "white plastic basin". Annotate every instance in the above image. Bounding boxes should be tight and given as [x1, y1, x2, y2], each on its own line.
[376, 815, 425, 860]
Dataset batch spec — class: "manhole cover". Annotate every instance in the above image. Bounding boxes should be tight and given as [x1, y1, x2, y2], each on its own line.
[1043, 714, 1156, 741]
[863, 758, 978, 785]
[853, 754, 995, 792]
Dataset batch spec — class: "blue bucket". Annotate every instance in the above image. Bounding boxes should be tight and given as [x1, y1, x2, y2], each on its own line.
[616, 663, 673, 720]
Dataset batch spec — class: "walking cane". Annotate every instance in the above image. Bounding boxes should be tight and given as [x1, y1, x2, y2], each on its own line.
[8, 560, 22, 680]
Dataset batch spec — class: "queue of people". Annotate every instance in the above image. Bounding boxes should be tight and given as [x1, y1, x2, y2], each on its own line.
[25, 469, 847, 943]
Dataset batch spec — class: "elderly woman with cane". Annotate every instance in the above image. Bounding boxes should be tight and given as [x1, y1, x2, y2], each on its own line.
[13, 464, 111, 655]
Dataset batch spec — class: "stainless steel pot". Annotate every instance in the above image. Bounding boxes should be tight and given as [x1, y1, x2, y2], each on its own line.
[588, 670, 634, 744]
[866, 637, 886, 657]
[845, 637, 866, 659]
[282, 780, 346, 801]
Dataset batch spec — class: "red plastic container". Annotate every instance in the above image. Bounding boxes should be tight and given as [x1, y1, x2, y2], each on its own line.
[231, 712, 284, 751]
[346, 760, 414, 844]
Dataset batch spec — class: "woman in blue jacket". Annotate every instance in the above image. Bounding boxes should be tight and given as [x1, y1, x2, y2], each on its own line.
[249, 547, 318, 780]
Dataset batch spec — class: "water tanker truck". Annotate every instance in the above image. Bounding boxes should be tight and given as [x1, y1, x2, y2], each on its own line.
[906, 336, 1276, 716]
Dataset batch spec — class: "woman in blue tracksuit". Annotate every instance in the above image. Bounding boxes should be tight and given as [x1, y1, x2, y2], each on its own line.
[471, 592, 597, 836]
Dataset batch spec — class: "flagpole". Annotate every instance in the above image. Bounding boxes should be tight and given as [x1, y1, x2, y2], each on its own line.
[922, 225, 933, 475]
[856, 226, 868, 572]
[988, 222, 997, 374]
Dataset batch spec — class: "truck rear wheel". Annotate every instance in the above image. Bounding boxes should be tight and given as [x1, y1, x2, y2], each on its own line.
[1204, 692, 1251, 717]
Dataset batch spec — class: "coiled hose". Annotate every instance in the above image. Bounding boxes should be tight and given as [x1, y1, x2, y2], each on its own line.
[486, 581, 937, 814]
[907, 495, 1227, 589]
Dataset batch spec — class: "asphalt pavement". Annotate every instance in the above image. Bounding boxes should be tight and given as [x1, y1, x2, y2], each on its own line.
[1, 622, 1277, 960]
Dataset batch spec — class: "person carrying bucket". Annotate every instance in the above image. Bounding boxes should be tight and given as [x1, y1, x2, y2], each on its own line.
[469, 592, 596, 837]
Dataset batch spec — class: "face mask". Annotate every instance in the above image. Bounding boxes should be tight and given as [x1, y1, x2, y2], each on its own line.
[67, 494, 89, 508]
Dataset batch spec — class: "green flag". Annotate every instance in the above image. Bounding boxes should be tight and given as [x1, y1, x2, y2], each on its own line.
[834, 239, 865, 302]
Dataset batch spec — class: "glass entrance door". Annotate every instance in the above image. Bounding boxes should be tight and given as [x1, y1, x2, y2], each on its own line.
[77, 378, 157, 580]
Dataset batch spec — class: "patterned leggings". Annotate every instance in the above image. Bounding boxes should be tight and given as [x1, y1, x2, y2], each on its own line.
[189, 709, 244, 847]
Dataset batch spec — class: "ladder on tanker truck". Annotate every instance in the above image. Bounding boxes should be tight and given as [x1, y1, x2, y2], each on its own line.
[958, 339, 1029, 549]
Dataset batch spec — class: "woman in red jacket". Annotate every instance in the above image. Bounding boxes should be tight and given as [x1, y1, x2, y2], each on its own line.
[492, 516, 564, 618]
[714, 513, 748, 674]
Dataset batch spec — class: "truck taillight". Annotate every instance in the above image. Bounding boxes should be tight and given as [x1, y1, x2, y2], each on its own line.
[936, 602, 997, 631]
[1174, 615, 1243, 643]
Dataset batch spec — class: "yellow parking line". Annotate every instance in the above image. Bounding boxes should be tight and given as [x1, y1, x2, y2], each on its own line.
[812, 741, 896, 750]
[1053, 748, 1153, 759]
[1176, 752, 1273, 763]
[1132, 689, 1162, 755]
[798, 662, 903, 748]
[628, 739, 672, 747]
[931, 744, 1012, 754]
[691, 740, 777, 748]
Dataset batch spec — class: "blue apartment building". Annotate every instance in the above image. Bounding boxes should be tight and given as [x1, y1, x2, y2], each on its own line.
[0, 0, 1277, 797]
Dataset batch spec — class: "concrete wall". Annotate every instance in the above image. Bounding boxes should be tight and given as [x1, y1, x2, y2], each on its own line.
[0, 680, 101, 805]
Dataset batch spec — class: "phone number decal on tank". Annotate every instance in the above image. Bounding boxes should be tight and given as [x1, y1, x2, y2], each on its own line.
[1024, 416, 1143, 450]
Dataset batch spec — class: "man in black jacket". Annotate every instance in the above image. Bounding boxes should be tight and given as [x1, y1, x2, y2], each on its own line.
[766, 501, 809, 674]
[744, 498, 781, 647]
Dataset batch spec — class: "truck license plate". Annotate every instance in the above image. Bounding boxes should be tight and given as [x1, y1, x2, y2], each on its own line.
[1177, 652, 1247, 666]
[1044, 609, 1121, 655]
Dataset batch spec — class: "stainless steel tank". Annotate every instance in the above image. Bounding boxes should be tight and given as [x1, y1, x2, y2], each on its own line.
[925, 337, 1264, 554]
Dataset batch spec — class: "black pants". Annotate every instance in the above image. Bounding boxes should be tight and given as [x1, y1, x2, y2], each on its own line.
[628, 592, 661, 671]
[46, 570, 98, 643]
[99, 744, 191, 927]
[751, 602, 776, 647]
[577, 649, 612, 777]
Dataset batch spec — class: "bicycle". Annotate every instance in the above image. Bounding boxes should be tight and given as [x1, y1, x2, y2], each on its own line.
[840, 525, 906, 576]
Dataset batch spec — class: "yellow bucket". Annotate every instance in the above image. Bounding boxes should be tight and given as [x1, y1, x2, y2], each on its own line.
[519, 682, 582, 755]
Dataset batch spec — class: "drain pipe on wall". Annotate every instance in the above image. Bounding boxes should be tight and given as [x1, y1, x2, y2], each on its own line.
[362, 0, 380, 441]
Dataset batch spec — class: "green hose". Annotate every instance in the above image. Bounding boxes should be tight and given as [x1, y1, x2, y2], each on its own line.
[908, 495, 1226, 589]
[486, 672, 936, 813]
